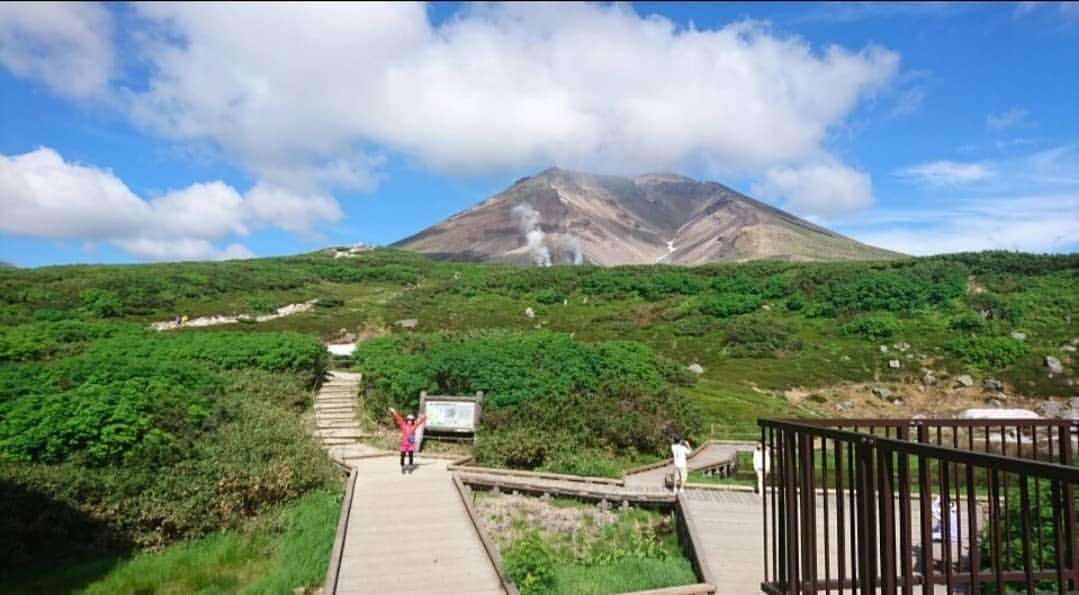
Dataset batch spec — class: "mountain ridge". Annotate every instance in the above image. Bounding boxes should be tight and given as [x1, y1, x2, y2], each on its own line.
[394, 167, 903, 265]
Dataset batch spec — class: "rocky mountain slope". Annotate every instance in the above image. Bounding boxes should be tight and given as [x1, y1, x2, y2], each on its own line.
[393, 167, 902, 265]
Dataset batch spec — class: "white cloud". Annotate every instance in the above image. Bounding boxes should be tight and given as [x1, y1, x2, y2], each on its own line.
[118, 3, 896, 189]
[987, 108, 1028, 131]
[896, 161, 995, 186]
[0, 2, 114, 98]
[751, 161, 873, 217]
[846, 194, 1079, 255]
[0, 147, 341, 261]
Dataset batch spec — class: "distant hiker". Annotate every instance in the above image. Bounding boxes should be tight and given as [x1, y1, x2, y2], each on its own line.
[389, 407, 426, 474]
[671, 436, 691, 494]
[753, 441, 771, 496]
[175, 315, 182, 326]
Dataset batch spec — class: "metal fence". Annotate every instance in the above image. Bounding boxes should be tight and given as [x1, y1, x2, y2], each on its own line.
[759, 418, 1079, 594]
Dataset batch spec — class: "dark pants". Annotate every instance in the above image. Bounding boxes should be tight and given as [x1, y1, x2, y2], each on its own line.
[400, 451, 413, 467]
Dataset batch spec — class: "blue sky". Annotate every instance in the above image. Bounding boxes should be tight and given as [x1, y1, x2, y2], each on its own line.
[1, 2, 1076, 267]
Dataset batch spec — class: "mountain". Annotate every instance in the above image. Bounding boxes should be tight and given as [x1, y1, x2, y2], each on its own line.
[393, 167, 902, 266]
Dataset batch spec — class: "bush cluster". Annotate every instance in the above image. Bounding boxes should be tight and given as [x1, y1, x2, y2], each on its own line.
[724, 316, 802, 358]
[946, 336, 1029, 369]
[839, 314, 900, 342]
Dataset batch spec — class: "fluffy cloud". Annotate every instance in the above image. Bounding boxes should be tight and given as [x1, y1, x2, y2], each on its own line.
[0, 2, 114, 98]
[895, 160, 995, 186]
[751, 162, 873, 217]
[0, 147, 340, 261]
[121, 3, 895, 192]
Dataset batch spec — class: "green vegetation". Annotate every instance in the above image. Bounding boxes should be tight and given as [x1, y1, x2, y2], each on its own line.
[2, 489, 340, 594]
[479, 493, 696, 595]
[0, 247, 1076, 589]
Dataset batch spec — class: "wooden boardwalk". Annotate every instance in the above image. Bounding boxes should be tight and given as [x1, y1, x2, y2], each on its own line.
[680, 490, 765, 594]
[336, 456, 504, 594]
[623, 442, 743, 489]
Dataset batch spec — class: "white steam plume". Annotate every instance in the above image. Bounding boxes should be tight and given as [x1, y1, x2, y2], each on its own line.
[560, 234, 583, 265]
[511, 202, 551, 266]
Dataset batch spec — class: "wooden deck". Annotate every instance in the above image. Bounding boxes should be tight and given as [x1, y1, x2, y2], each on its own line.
[623, 442, 743, 489]
[335, 456, 504, 594]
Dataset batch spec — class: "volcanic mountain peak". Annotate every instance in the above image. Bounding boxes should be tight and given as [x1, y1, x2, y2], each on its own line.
[393, 167, 901, 266]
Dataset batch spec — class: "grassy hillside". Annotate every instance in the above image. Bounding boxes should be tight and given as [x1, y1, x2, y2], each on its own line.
[0, 248, 1076, 588]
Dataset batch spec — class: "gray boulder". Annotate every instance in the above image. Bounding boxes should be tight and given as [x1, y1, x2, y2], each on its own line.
[524, 307, 535, 319]
[835, 400, 856, 412]
[687, 363, 704, 375]
[898, 342, 911, 352]
[396, 318, 418, 329]
[955, 374, 974, 388]
[879, 345, 889, 353]
[1035, 400, 1062, 418]
[983, 378, 1004, 392]
[872, 387, 895, 401]
[1062, 345, 1076, 353]
[1045, 356, 1063, 374]
[1011, 331, 1027, 341]
[888, 359, 901, 369]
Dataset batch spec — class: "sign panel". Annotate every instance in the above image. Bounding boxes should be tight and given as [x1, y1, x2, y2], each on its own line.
[424, 400, 477, 431]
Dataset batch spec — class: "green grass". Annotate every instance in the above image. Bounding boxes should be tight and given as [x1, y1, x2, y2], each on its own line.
[1, 489, 341, 595]
[547, 556, 698, 594]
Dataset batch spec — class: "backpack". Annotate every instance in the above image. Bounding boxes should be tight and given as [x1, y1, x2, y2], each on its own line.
[407, 434, 415, 444]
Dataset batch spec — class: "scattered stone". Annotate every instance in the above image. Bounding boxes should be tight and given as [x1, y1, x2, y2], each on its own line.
[761, 304, 772, 312]
[906, 354, 914, 360]
[524, 307, 535, 319]
[985, 398, 1003, 408]
[836, 400, 856, 411]
[453, 271, 462, 280]
[955, 374, 974, 388]
[891, 399, 904, 407]
[923, 373, 938, 386]
[396, 318, 418, 329]
[1071, 337, 1079, 345]
[917, 385, 926, 393]
[888, 359, 901, 369]
[1045, 356, 1063, 374]
[872, 387, 895, 401]
[898, 342, 911, 352]
[840, 355, 851, 361]
[1011, 331, 1027, 341]
[911, 413, 927, 420]
[1062, 345, 1077, 353]
[918, 353, 929, 360]
[343, 332, 357, 343]
[879, 345, 889, 353]
[687, 363, 704, 375]
[983, 378, 1004, 392]
[1035, 401, 1062, 418]
[620, 500, 631, 511]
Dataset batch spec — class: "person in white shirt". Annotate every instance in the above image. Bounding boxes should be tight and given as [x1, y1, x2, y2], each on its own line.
[671, 436, 691, 494]
[753, 441, 771, 496]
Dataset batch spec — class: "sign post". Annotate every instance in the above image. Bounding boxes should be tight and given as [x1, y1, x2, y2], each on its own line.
[417, 390, 483, 450]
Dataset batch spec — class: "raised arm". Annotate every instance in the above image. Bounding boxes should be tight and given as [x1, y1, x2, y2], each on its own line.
[414, 415, 427, 429]
[389, 407, 405, 429]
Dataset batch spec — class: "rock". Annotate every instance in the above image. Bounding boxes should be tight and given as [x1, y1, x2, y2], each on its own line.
[879, 345, 889, 353]
[923, 373, 938, 386]
[955, 374, 974, 388]
[912, 413, 928, 420]
[898, 342, 911, 352]
[1072, 337, 1079, 345]
[840, 355, 851, 361]
[906, 354, 913, 360]
[687, 363, 704, 375]
[343, 332, 357, 343]
[888, 359, 901, 369]
[957, 408, 1039, 420]
[835, 400, 856, 411]
[396, 318, 418, 329]
[453, 271, 462, 280]
[1045, 356, 1063, 374]
[872, 387, 895, 401]
[524, 307, 535, 319]
[891, 399, 904, 407]
[1011, 331, 1027, 341]
[983, 378, 1004, 392]
[985, 398, 1003, 408]
[1062, 345, 1077, 353]
[761, 304, 772, 312]
[1035, 401, 1062, 418]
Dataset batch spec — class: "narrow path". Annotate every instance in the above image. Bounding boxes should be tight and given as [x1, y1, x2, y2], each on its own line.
[681, 490, 764, 594]
[623, 442, 742, 488]
[149, 299, 317, 331]
[337, 456, 504, 594]
[313, 371, 384, 467]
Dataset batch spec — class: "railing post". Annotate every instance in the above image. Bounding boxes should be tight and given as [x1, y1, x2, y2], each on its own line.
[916, 423, 933, 595]
[855, 436, 877, 594]
[1062, 423, 1077, 591]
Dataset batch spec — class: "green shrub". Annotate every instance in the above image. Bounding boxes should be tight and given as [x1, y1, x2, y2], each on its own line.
[946, 336, 1028, 368]
[949, 311, 988, 332]
[724, 316, 802, 358]
[672, 315, 714, 336]
[839, 314, 899, 342]
[699, 293, 761, 318]
[760, 274, 793, 299]
[314, 297, 343, 308]
[247, 296, 278, 314]
[80, 289, 123, 318]
[535, 288, 566, 305]
[967, 291, 1027, 322]
[504, 531, 557, 594]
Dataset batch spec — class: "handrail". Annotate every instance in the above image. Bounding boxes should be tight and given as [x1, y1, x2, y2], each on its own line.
[323, 466, 357, 594]
[761, 418, 1079, 482]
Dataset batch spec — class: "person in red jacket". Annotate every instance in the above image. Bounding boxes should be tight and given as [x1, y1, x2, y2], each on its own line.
[389, 407, 426, 474]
